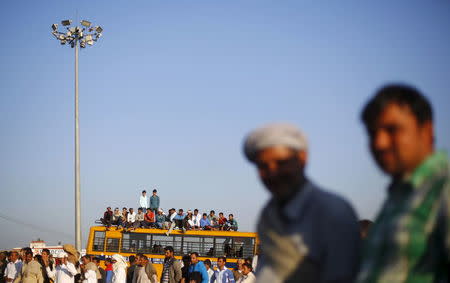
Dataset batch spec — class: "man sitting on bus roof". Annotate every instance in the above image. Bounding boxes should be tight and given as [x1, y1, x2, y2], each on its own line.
[192, 209, 201, 230]
[100, 207, 113, 229]
[132, 208, 145, 230]
[143, 209, 156, 228]
[155, 209, 166, 229]
[224, 214, 238, 231]
[200, 213, 212, 230]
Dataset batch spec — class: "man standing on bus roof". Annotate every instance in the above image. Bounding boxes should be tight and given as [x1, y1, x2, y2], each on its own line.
[243, 123, 360, 283]
[356, 85, 450, 283]
[139, 190, 148, 213]
[161, 246, 181, 283]
[149, 189, 160, 215]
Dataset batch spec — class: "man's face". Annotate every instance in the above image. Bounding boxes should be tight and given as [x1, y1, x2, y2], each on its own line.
[130, 209, 134, 214]
[190, 254, 198, 264]
[164, 250, 173, 259]
[255, 146, 306, 202]
[219, 213, 223, 218]
[142, 192, 146, 196]
[217, 258, 225, 269]
[10, 252, 18, 262]
[228, 215, 233, 220]
[81, 257, 89, 265]
[194, 211, 198, 216]
[242, 265, 251, 275]
[178, 210, 183, 215]
[202, 215, 207, 219]
[367, 103, 433, 178]
[153, 192, 156, 196]
[25, 253, 33, 263]
[42, 251, 49, 261]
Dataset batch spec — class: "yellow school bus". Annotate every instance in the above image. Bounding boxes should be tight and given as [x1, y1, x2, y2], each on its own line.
[86, 226, 259, 276]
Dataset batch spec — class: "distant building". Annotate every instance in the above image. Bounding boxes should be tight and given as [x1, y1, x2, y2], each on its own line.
[12, 240, 85, 257]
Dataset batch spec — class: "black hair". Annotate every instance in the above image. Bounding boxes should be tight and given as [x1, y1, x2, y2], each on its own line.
[210, 210, 215, 214]
[202, 213, 207, 216]
[190, 271, 202, 283]
[194, 209, 198, 212]
[229, 214, 234, 217]
[164, 246, 174, 253]
[182, 254, 191, 264]
[142, 190, 146, 193]
[242, 263, 253, 270]
[190, 252, 199, 257]
[217, 256, 227, 262]
[25, 250, 33, 257]
[361, 84, 433, 129]
[204, 259, 212, 267]
[152, 189, 157, 193]
[128, 255, 136, 263]
[93, 257, 101, 263]
[42, 249, 50, 255]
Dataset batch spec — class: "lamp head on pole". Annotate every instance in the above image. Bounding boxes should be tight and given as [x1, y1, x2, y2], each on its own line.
[51, 19, 103, 49]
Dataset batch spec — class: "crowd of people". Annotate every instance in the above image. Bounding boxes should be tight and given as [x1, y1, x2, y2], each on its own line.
[100, 190, 238, 234]
[0, 245, 256, 283]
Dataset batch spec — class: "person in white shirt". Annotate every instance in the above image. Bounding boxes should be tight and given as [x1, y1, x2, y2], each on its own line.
[211, 257, 235, 283]
[55, 252, 78, 283]
[139, 191, 148, 213]
[191, 209, 201, 230]
[111, 255, 126, 283]
[236, 263, 255, 283]
[126, 208, 136, 231]
[5, 251, 22, 283]
[80, 256, 97, 283]
[204, 260, 214, 282]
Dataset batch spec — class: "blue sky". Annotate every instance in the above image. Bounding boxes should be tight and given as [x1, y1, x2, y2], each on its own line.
[1, 0, 449, 249]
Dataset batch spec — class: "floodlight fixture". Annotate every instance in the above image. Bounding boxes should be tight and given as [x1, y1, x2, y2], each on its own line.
[61, 19, 72, 26]
[81, 20, 91, 27]
[52, 24, 58, 31]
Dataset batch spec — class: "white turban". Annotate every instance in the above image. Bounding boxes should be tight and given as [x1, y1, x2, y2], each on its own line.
[243, 123, 308, 162]
[112, 254, 127, 270]
[57, 251, 68, 258]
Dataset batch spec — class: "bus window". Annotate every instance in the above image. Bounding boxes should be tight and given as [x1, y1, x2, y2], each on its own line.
[93, 231, 105, 252]
[233, 237, 255, 258]
[122, 233, 152, 254]
[106, 238, 120, 253]
[183, 236, 214, 257]
[151, 235, 180, 255]
[215, 237, 232, 257]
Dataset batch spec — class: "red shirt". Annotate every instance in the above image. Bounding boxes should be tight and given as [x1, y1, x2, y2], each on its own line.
[145, 211, 155, 222]
[218, 216, 227, 225]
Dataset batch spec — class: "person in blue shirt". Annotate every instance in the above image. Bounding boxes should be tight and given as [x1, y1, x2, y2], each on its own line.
[188, 252, 209, 283]
[149, 189, 160, 214]
[199, 213, 212, 230]
[210, 257, 235, 283]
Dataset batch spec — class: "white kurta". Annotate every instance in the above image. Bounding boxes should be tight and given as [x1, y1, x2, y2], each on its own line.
[5, 260, 23, 280]
[111, 268, 126, 283]
[55, 263, 78, 283]
[82, 270, 97, 283]
[46, 264, 56, 282]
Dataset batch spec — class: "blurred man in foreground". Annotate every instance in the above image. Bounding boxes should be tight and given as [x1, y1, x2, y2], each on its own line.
[357, 84, 450, 283]
[243, 123, 360, 283]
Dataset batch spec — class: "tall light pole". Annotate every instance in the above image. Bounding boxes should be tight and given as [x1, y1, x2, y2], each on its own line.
[51, 19, 103, 251]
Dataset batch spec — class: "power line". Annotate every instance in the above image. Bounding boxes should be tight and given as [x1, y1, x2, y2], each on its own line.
[0, 212, 73, 240]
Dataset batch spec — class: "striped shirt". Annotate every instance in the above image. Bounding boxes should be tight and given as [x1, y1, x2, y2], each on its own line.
[357, 151, 450, 283]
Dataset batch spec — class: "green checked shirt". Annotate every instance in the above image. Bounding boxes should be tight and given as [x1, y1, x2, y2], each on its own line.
[357, 151, 450, 283]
